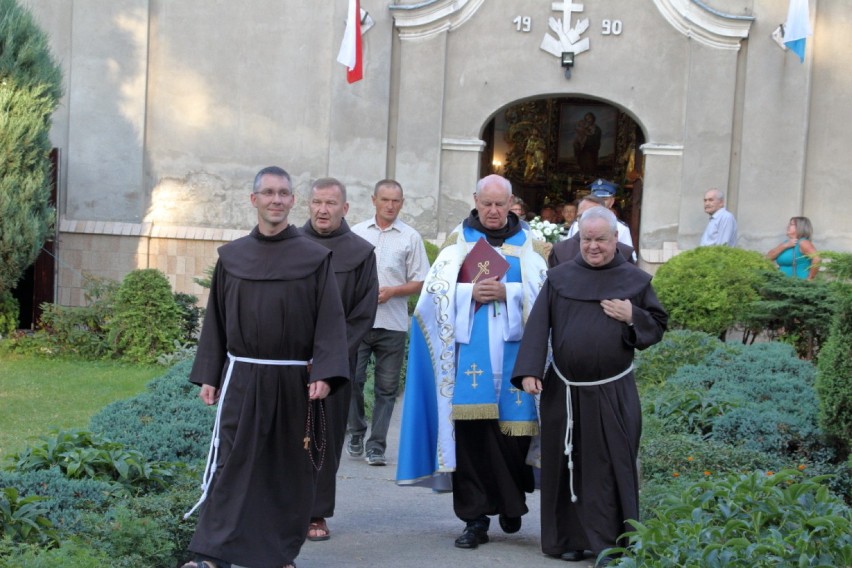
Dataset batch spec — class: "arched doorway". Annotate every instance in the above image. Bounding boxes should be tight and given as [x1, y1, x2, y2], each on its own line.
[480, 98, 645, 250]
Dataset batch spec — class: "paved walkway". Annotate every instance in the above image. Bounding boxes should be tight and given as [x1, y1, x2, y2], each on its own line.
[291, 399, 596, 568]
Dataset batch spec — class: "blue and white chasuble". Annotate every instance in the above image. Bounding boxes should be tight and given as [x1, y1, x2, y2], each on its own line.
[396, 223, 548, 487]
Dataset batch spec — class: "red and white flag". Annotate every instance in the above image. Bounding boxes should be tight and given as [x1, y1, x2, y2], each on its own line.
[336, 0, 363, 83]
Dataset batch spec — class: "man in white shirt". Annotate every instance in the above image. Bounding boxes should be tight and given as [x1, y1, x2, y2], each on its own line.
[348, 179, 431, 466]
[700, 188, 738, 246]
[565, 179, 635, 251]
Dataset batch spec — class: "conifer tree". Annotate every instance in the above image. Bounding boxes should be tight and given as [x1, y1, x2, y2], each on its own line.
[0, 0, 63, 295]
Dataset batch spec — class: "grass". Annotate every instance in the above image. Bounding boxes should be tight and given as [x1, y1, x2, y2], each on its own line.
[0, 353, 163, 459]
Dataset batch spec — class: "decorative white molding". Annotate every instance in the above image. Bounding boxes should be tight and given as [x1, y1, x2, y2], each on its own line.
[640, 143, 684, 156]
[442, 137, 486, 152]
[652, 0, 754, 51]
[390, 0, 485, 40]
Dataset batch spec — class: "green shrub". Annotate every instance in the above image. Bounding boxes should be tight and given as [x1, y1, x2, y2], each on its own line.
[0, 468, 114, 533]
[656, 343, 822, 458]
[0, 290, 18, 337]
[0, 539, 110, 568]
[88, 360, 213, 464]
[634, 330, 725, 390]
[0, 487, 56, 545]
[816, 280, 852, 455]
[107, 269, 183, 364]
[30, 275, 117, 359]
[78, 469, 198, 568]
[610, 469, 852, 567]
[653, 247, 775, 337]
[740, 270, 834, 359]
[5, 430, 178, 492]
[173, 292, 202, 344]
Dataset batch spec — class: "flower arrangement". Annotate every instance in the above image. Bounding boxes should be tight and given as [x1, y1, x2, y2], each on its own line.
[529, 216, 564, 244]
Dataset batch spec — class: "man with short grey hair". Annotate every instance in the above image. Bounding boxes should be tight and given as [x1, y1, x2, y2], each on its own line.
[700, 188, 738, 246]
[301, 177, 378, 542]
[348, 179, 430, 467]
[513, 205, 667, 562]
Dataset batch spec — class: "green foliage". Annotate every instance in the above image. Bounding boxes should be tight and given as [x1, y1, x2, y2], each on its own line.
[88, 359, 213, 463]
[107, 269, 183, 364]
[648, 388, 738, 439]
[5, 429, 178, 492]
[740, 270, 834, 359]
[20, 274, 117, 358]
[610, 470, 852, 567]
[816, 280, 852, 455]
[656, 342, 823, 459]
[0, 289, 18, 337]
[0, 0, 64, 295]
[653, 247, 775, 337]
[0, 487, 56, 545]
[818, 250, 852, 281]
[173, 292, 202, 343]
[193, 263, 215, 289]
[77, 469, 198, 568]
[0, 539, 110, 568]
[634, 330, 725, 390]
[0, 468, 115, 533]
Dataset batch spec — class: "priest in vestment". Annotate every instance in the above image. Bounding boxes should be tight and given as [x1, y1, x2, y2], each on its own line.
[512, 207, 667, 563]
[183, 167, 350, 568]
[301, 177, 378, 541]
[397, 174, 548, 549]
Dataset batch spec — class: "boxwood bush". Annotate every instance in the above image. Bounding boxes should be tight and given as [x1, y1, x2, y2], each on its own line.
[653, 246, 774, 337]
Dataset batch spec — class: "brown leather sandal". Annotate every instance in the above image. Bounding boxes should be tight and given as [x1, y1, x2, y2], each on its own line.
[307, 517, 330, 541]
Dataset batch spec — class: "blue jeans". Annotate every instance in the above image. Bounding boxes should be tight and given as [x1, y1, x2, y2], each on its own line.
[347, 328, 407, 454]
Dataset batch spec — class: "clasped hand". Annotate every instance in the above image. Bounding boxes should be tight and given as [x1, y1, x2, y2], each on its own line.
[472, 277, 506, 304]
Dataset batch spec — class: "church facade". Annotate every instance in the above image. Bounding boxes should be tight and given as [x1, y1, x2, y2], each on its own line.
[23, 0, 851, 308]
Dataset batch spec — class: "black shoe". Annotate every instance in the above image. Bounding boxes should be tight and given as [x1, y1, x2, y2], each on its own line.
[498, 513, 521, 534]
[560, 550, 586, 562]
[346, 434, 364, 457]
[454, 526, 489, 549]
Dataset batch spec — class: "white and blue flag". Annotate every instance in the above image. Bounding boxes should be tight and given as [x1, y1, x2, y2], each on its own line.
[784, 0, 812, 63]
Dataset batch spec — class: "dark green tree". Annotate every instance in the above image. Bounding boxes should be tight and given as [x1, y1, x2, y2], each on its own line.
[0, 0, 63, 295]
[815, 252, 852, 456]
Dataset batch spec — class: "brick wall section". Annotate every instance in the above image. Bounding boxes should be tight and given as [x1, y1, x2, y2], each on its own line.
[57, 218, 249, 308]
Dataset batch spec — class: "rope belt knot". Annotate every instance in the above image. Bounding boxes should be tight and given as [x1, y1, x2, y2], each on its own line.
[551, 362, 634, 504]
[184, 352, 310, 519]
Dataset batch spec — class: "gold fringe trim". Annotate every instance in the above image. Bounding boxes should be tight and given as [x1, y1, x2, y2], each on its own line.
[499, 420, 540, 437]
[452, 404, 499, 421]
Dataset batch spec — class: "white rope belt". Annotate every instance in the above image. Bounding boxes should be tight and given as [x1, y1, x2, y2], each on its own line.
[551, 362, 634, 504]
[184, 352, 310, 519]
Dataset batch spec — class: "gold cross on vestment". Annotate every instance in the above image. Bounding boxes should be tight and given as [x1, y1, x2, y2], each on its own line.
[509, 387, 524, 406]
[464, 363, 484, 388]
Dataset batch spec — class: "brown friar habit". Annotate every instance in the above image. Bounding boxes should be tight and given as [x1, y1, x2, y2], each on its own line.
[512, 253, 667, 558]
[301, 219, 378, 518]
[188, 225, 350, 568]
[548, 232, 635, 268]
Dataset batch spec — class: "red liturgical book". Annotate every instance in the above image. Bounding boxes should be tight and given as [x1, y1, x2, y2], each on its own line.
[458, 238, 510, 312]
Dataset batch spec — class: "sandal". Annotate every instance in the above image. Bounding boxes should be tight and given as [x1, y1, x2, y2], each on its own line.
[307, 517, 330, 541]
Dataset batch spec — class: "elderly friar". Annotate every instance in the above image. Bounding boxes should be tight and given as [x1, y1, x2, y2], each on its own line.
[512, 206, 667, 564]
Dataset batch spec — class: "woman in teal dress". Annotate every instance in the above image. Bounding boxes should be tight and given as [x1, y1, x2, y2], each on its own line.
[766, 216, 820, 280]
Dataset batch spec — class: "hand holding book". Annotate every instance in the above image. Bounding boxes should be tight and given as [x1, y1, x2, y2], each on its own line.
[458, 238, 510, 314]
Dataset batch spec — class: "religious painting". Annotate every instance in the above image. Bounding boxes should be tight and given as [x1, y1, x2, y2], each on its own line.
[557, 104, 618, 178]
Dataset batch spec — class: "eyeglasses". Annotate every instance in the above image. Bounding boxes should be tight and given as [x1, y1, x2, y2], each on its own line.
[254, 189, 292, 199]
